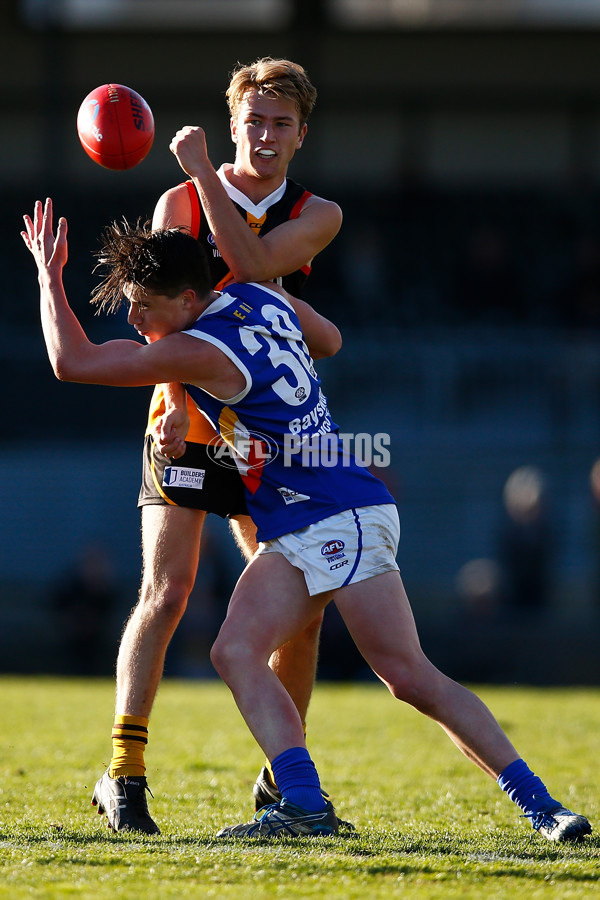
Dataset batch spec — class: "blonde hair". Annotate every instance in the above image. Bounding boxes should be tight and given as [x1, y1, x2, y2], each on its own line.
[226, 57, 317, 127]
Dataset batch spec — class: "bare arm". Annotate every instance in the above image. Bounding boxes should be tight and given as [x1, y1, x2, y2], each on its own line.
[152, 182, 193, 232]
[260, 282, 342, 361]
[20, 199, 126, 384]
[21, 199, 244, 395]
[168, 126, 343, 282]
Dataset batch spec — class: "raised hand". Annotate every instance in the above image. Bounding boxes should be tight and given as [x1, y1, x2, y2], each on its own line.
[21, 198, 68, 275]
[169, 125, 210, 177]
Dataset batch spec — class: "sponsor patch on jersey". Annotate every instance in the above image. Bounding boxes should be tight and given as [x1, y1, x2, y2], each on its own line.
[207, 233, 222, 258]
[163, 466, 206, 490]
[277, 487, 310, 505]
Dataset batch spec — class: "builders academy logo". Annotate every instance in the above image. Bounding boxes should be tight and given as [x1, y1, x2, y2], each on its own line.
[163, 466, 206, 489]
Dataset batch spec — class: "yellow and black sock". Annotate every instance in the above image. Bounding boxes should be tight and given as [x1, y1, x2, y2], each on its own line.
[109, 715, 149, 778]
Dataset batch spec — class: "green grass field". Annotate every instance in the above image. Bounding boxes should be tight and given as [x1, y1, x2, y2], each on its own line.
[0, 677, 598, 899]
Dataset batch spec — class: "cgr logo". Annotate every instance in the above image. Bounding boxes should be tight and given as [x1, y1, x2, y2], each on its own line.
[321, 539, 345, 557]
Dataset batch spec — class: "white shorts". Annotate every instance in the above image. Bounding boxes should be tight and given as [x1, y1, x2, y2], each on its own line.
[256, 504, 400, 596]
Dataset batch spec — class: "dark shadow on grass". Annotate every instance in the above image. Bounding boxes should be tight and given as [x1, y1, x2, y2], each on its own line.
[2, 827, 597, 869]
[358, 861, 600, 884]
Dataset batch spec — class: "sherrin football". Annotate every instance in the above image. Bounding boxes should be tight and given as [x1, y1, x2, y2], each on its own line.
[76, 84, 154, 171]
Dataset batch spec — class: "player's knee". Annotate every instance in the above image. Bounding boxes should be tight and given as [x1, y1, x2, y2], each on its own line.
[384, 671, 418, 703]
[210, 633, 238, 682]
[138, 576, 191, 626]
[209, 638, 225, 679]
[211, 628, 260, 684]
[382, 657, 439, 711]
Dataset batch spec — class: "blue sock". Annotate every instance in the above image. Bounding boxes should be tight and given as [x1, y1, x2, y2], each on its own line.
[497, 758, 560, 817]
[271, 747, 326, 812]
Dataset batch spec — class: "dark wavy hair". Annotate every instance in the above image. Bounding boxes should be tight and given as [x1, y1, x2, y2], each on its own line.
[90, 219, 212, 315]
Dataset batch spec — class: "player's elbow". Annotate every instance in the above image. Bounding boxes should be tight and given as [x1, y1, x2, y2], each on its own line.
[51, 357, 69, 381]
[329, 325, 343, 356]
[229, 261, 267, 284]
[228, 247, 282, 284]
[312, 324, 342, 360]
[52, 354, 78, 382]
[54, 367, 74, 383]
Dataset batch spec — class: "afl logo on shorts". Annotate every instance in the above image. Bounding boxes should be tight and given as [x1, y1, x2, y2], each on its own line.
[321, 539, 345, 557]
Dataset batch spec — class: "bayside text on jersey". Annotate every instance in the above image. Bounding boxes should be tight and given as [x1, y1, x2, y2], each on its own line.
[184, 282, 394, 541]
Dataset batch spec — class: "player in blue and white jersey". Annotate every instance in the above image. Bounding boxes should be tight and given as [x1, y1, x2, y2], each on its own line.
[182, 280, 394, 542]
[22, 201, 591, 844]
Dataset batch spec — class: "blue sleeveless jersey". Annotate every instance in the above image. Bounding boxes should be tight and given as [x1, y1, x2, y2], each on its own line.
[184, 282, 394, 541]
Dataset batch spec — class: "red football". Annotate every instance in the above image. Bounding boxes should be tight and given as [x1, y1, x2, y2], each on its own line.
[76, 84, 154, 171]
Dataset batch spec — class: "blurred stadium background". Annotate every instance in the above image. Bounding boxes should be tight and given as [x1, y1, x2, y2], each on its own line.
[2, 0, 600, 683]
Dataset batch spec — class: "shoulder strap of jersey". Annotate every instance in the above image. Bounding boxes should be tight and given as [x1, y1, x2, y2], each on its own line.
[289, 188, 312, 220]
[287, 186, 313, 278]
[184, 180, 201, 239]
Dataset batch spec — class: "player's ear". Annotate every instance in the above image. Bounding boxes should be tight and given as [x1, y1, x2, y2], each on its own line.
[230, 116, 238, 144]
[297, 123, 307, 149]
[180, 288, 197, 308]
